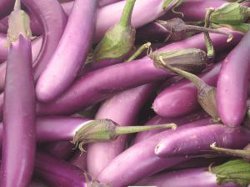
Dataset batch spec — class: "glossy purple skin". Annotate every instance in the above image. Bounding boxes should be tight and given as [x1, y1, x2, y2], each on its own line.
[87, 83, 157, 178]
[36, 0, 97, 102]
[1, 36, 35, 187]
[217, 31, 250, 127]
[163, 0, 227, 21]
[36, 32, 240, 116]
[155, 124, 250, 157]
[43, 141, 74, 160]
[153, 63, 222, 118]
[137, 168, 239, 187]
[0, 37, 42, 92]
[134, 111, 208, 143]
[95, 0, 167, 41]
[0, 33, 7, 61]
[0, 0, 15, 19]
[22, 0, 67, 80]
[35, 152, 89, 187]
[97, 118, 211, 187]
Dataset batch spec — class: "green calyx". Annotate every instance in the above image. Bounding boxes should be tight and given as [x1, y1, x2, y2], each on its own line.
[7, 0, 32, 43]
[150, 48, 207, 73]
[210, 3, 250, 25]
[210, 159, 250, 186]
[211, 22, 250, 33]
[162, 0, 184, 16]
[94, 0, 136, 62]
[72, 119, 176, 152]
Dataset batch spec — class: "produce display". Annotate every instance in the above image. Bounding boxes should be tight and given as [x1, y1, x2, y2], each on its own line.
[0, 0, 249, 186]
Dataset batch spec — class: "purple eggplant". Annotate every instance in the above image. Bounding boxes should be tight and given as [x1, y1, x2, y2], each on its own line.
[70, 151, 87, 171]
[36, 0, 97, 102]
[35, 152, 96, 187]
[153, 63, 222, 118]
[0, 36, 43, 92]
[97, 118, 212, 187]
[155, 124, 250, 157]
[22, 0, 67, 80]
[0, 33, 7, 61]
[0, 2, 35, 186]
[99, 0, 122, 7]
[36, 32, 241, 116]
[216, 30, 250, 127]
[136, 167, 239, 187]
[87, 83, 158, 178]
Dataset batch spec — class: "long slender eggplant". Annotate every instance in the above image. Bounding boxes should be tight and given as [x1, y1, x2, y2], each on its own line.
[136, 167, 240, 187]
[153, 63, 221, 118]
[87, 83, 158, 178]
[155, 124, 250, 157]
[36, 32, 241, 116]
[216, 30, 250, 127]
[97, 118, 212, 187]
[22, 0, 67, 80]
[0, 2, 35, 186]
[36, 0, 98, 102]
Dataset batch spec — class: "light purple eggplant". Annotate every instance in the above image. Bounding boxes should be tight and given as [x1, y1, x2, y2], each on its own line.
[87, 83, 157, 178]
[0, 0, 15, 19]
[35, 152, 94, 187]
[22, 0, 67, 80]
[97, 118, 212, 187]
[36, 32, 241, 116]
[155, 124, 250, 157]
[134, 111, 208, 143]
[36, 0, 97, 102]
[1, 6, 35, 186]
[216, 30, 250, 127]
[153, 63, 222, 118]
[136, 167, 239, 187]
[0, 33, 7, 61]
[0, 36, 43, 92]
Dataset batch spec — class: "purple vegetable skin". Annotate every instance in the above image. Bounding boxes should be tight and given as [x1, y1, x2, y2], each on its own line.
[137, 167, 238, 187]
[155, 124, 250, 157]
[164, 0, 227, 21]
[87, 83, 157, 177]
[99, 0, 122, 7]
[153, 63, 222, 118]
[37, 32, 241, 116]
[35, 152, 93, 187]
[134, 111, 208, 143]
[22, 0, 67, 80]
[70, 151, 87, 171]
[1, 33, 35, 187]
[36, 0, 97, 102]
[97, 118, 211, 187]
[0, 36, 42, 92]
[0, 33, 7, 61]
[0, 0, 15, 19]
[216, 31, 250, 127]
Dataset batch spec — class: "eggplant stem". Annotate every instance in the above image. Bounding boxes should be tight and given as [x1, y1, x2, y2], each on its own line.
[119, 0, 136, 28]
[204, 8, 215, 59]
[126, 42, 151, 62]
[115, 123, 176, 135]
